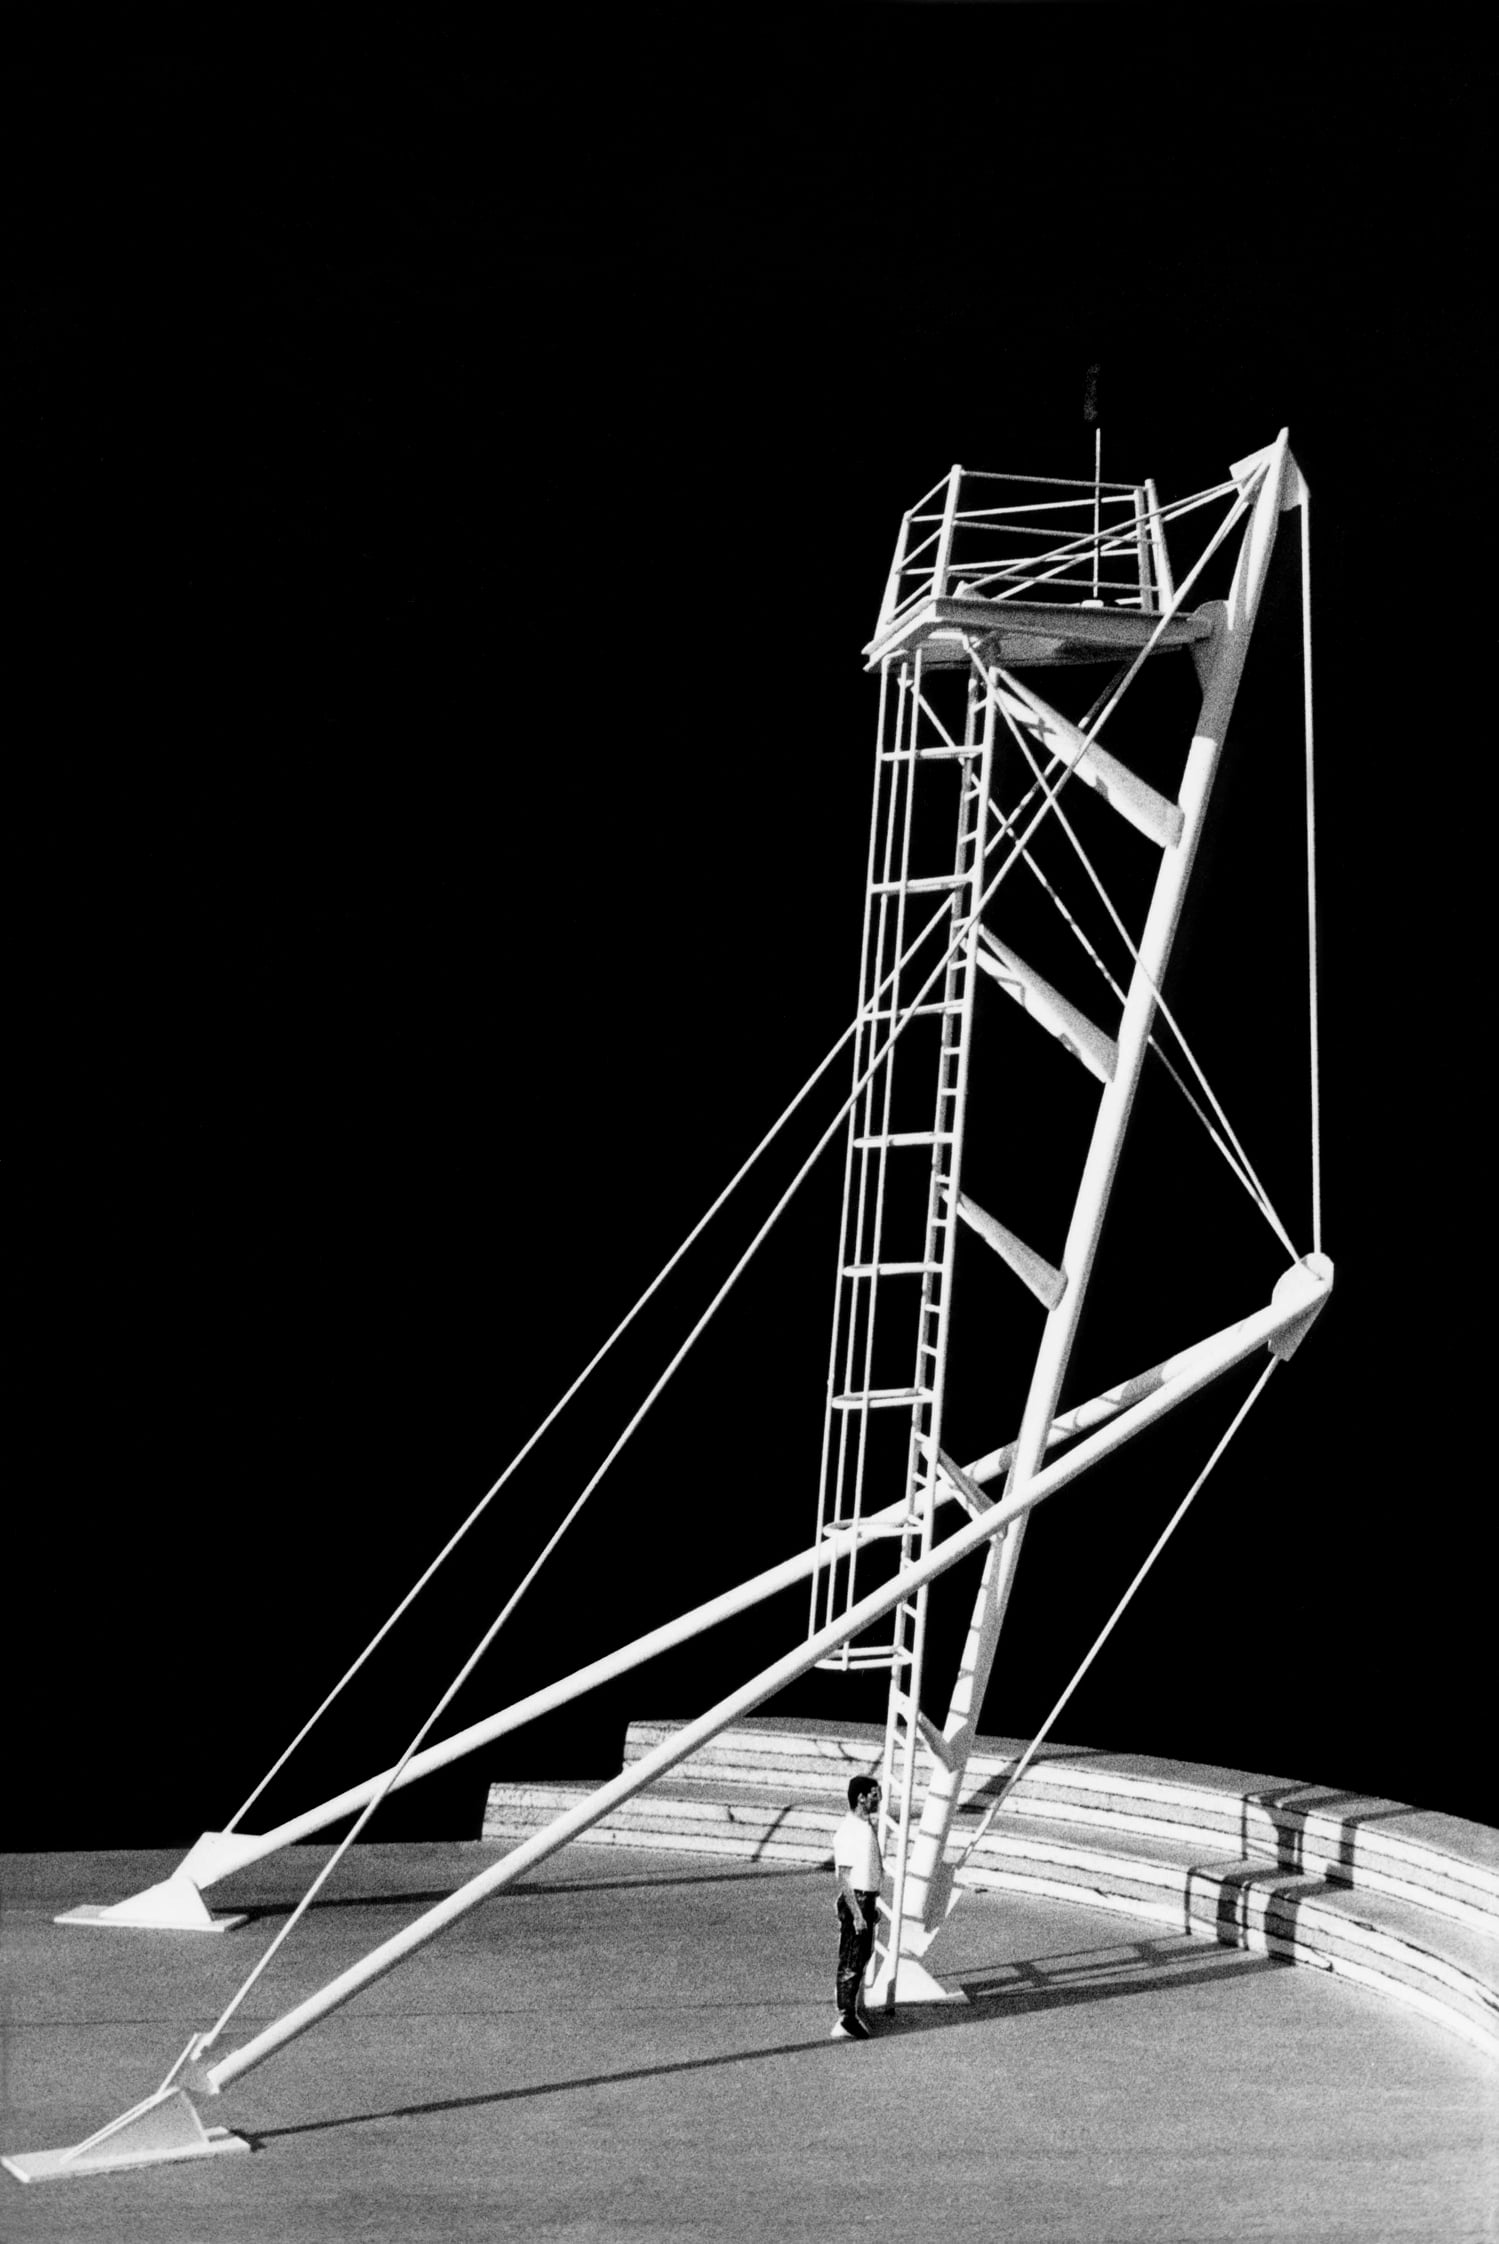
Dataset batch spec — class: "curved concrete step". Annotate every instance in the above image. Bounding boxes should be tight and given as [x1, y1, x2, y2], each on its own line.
[484, 1720, 1499, 2057]
[484, 1776, 1498, 2056]
[483, 1779, 837, 1864]
[957, 1835, 1499, 2058]
[618, 1719, 1499, 1934]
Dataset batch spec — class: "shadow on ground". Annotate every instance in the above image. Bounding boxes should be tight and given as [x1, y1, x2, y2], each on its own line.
[229, 1861, 811, 1923]
[246, 1934, 1284, 2148]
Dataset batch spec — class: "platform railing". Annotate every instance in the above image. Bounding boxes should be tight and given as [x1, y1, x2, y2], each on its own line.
[876, 466, 1166, 640]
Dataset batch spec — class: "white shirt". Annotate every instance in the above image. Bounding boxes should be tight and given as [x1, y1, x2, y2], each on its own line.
[833, 1809, 883, 1891]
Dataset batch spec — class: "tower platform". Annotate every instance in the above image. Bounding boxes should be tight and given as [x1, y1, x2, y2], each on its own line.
[863, 592, 1215, 671]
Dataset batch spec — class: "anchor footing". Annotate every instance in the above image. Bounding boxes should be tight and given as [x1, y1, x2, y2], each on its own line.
[55, 1865, 248, 1934]
[2, 2087, 251, 2184]
[54, 1899, 249, 1934]
[54, 1835, 263, 1932]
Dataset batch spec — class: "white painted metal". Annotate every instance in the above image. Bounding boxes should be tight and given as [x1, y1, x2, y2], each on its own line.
[866, 451, 1292, 2001]
[880, 434, 1306, 1990]
[13, 1256, 1329, 2171]
[946, 1354, 1284, 1880]
[61, 746, 1033, 1934]
[1300, 481, 1322, 1256]
[1132, 483, 1153, 613]
[877, 665, 995, 1996]
[14, 429, 1329, 2181]
[2, 2038, 251, 2183]
[11, 1256, 1319, 2163]
[1145, 477, 1174, 609]
[55, 1881, 249, 1936]
[973, 926, 1118, 1083]
[67, 1270, 1327, 1933]
[809, 649, 994, 1676]
[60, 1507, 929, 1924]
[878, 465, 1167, 646]
[188, 1265, 1328, 2096]
[952, 1190, 1067, 1310]
[991, 675, 1185, 847]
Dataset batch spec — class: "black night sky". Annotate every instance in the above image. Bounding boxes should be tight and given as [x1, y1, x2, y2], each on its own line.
[8, 11, 1492, 1854]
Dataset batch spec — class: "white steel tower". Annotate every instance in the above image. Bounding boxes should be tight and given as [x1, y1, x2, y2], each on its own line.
[7, 428, 1329, 2182]
[807, 431, 1328, 2004]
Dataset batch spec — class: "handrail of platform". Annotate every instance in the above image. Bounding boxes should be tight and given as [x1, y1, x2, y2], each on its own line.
[960, 468, 1141, 489]
[878, 476, 1157, 634]
[874, 470, 1240, 643]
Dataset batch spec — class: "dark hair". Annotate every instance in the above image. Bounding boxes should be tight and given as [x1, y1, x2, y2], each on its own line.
[847, 1775, 880, 1811]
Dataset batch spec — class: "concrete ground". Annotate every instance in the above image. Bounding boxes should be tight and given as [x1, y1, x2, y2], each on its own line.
[2, 1842, 1495, 2242]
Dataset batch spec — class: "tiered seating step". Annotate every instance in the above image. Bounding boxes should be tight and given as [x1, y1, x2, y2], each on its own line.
[616, 1720, 1499, 1936]
[483, 1719, 1499, 2055]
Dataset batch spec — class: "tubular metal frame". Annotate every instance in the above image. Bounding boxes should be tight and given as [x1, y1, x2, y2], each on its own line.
[850, 430, 1318, 2001]
[12, 431, 1331, 2185]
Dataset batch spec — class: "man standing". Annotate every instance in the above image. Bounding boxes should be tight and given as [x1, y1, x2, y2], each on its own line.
[831, 1775, 883, 2040]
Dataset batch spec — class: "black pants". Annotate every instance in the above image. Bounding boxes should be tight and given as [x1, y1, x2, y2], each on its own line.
[835, 1890, 878, 2018]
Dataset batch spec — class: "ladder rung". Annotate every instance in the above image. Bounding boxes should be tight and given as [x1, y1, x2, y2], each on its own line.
[829, 1385, 936, 1409]
[820, 1515, 916, 1540]
[865, 1001, 965, 1019]
[815, 1645, 911, 1672]
[841, 1261, 945, 1277]
[878, 746, 982, 763]
[851, 1130, 955, 1148]
[869, 874, 970, 894]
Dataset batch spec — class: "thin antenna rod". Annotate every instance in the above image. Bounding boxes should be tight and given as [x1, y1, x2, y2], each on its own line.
[1083, 363, 1102, 601]
[1092, 426, 1102, 601]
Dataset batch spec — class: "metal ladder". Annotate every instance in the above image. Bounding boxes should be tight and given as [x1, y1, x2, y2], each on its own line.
[807, 644, 995, 1991]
